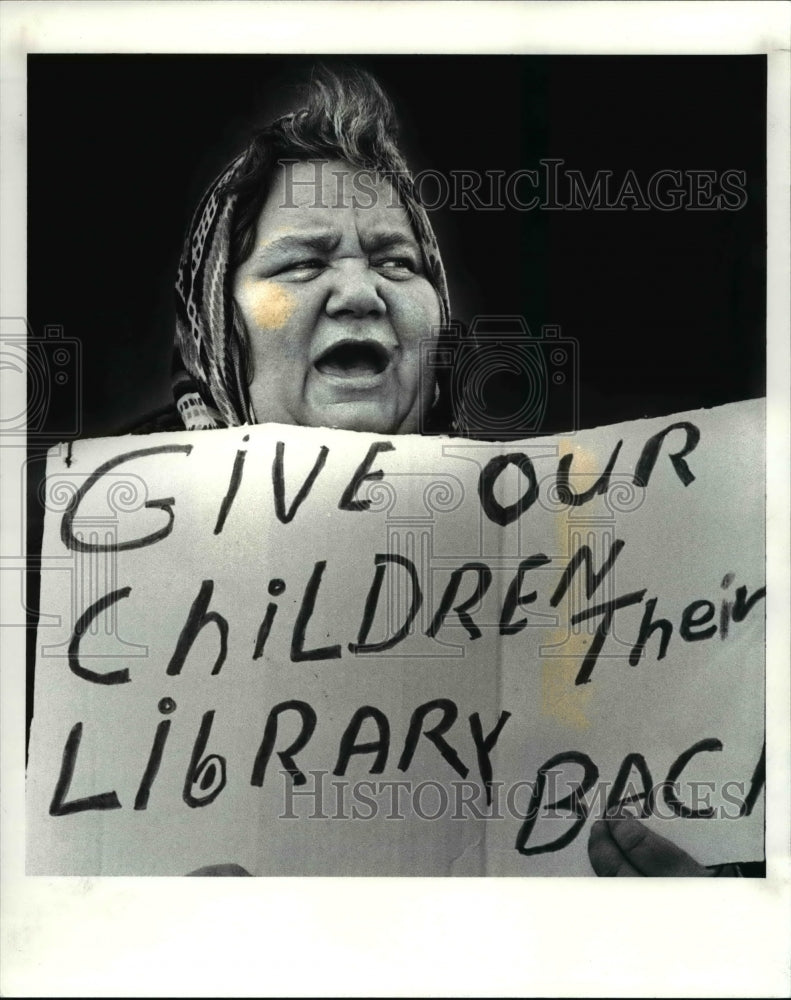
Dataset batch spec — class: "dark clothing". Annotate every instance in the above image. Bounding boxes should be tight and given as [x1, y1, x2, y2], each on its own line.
[119, 405, 184, 436]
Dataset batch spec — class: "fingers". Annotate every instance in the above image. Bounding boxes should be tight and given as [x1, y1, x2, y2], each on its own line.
[605, 816, 712, 877]
[186, 863, 252, 876]
[588, 819, 643, 876]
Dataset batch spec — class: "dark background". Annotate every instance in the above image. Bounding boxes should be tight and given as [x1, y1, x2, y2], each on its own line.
[28, 54, 766, 439]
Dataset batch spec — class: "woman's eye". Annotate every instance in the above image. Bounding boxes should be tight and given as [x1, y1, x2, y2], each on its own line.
[374, 257, 417, 275]
[280, 258, 325, 277]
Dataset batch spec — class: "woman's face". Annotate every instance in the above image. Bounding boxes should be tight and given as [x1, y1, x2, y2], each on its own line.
[232, 159, 442, 434]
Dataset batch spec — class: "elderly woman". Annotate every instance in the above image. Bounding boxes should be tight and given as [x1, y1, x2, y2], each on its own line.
[139, 69, 451, 441]
[149, 67, 741, 878]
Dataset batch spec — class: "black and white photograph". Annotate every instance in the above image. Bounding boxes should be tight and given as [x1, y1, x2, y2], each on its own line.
[2, 2, 789, 997]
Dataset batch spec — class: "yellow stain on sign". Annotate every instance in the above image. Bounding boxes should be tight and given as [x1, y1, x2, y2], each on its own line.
[541, 623, 593, 732]
[540, 439, 600, 731]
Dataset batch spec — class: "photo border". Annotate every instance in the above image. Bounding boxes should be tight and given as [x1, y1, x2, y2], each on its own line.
[2, 3, 789, 997]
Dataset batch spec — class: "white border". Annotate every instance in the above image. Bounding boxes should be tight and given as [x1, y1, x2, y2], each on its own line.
[2, 3, 789, 997]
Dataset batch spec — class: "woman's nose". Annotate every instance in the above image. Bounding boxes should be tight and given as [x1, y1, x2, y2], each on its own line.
[325, 259, 386, 319]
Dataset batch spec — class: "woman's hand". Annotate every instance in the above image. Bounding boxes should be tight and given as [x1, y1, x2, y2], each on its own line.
[588, 815, 735, 877]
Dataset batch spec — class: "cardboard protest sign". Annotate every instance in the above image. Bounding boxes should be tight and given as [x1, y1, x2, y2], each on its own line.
[27, 399, 765, 875]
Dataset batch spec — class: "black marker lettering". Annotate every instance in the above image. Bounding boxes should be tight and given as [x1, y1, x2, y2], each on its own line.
[61, 444, 192, 552]
[469, 711, 511, 805]
[628, 596, 673, 665]
[500, 554, 551, 635]
[719, 572, 735, 639]
[251, 700, 317, 787]
[253, 606, 277, 660]
[272, 441, 329, 524]
[253, 579, 286, 660]
[398, 699, 469, 778]
[478, 453, 538, 527]
[569, 589, 647, 684]
[550, 538, 625, 608]
[50, 722, 122, 815]
[334, 706, 390, 776]
[350, 554, 423, 654]
[290, 561, 342, 662]
[68, 587, 133, 685]
[427, 562, 492, 640]
[338, 441, 395, 512]
[515, 751, 599, 855]
[213, 448, 247, 534]
[167, 580, 228, 676]
[731, 583, 766, 623]
[555, 440, 623, 506]
[662, 738, 722, 818]
[134, 698, 175, 810]
[739, 744, 765, 817]
[606, 753, 655, 817]
[183, 710, 227, 808]
[679, 599, 717, 642]
[633, 421, 700, 488]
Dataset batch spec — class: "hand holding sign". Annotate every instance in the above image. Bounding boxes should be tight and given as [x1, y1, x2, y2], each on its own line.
[588, 816, 727, 877]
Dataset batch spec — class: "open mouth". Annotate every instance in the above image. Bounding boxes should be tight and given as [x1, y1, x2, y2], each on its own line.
[314, 340, 391, 379]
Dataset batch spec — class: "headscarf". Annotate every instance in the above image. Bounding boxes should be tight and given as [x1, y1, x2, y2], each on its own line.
[172, 117, 451, 431]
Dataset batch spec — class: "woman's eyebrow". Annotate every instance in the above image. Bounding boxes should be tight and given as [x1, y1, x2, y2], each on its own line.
[253, 232, 341, 259]
[360, 230, 420, 254]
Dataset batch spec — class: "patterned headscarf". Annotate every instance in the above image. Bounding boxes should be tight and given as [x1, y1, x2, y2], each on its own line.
[172, 119, 451, 431]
